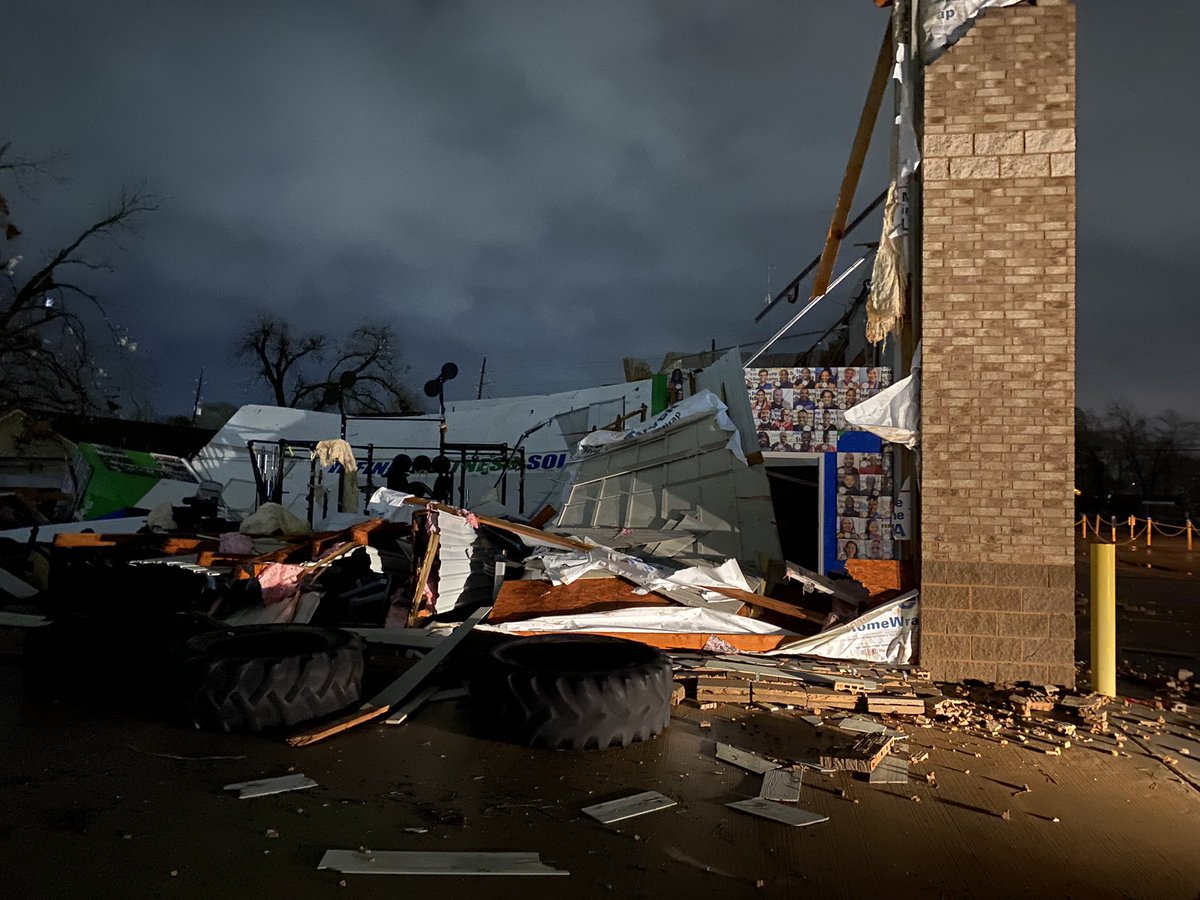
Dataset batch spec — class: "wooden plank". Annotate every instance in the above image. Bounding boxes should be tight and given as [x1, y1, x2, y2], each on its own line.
[383, 685, 438, 726]
[752, 684, 860, 709]
[809, 23, 893, 298]
[703, 585, 825, 625]
[286, 605, 491, 747]
[696, 677, 753, 703]
[867, 696, 924, 715]
[317, 850, 569, 877]
[726, 798, 828, 827]
[716, 742, 780, 774]
[820, 733, 894, 773]
[844, 559, 916, 598]
[491, 577, 669, 625]
[581, 791, 677, 824]
[759, 768, 804, 802]
[407, 531, 439, 627]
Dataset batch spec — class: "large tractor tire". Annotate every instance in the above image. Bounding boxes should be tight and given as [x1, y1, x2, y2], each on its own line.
[470, 634, 673, 750]
[169, 625, 363, 733]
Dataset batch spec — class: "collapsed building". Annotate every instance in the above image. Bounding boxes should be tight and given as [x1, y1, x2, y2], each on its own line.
[0, 0, 1078, 759]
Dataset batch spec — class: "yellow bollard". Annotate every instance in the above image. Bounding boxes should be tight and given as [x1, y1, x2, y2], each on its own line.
[1146, 518, 1152, 547]
[1188, 520, 1194, 552]
[1094, 514, 1101, 537]
[1129, 515, 1135, 539]
[1090, 542, 1117, 697]
[1110, 519, 1116, 543]
[1080, 517, 1087, 538]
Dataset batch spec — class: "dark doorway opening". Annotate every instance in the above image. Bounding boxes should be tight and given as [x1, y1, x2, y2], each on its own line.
[766, 464, 819, 571]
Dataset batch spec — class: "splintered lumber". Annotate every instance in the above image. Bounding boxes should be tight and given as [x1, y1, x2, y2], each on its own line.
[1010, 693, 1055, 716]
[287, 606, 491, 746]
[407, 531, 440, 627]
[809, 22, 893, 298]
[867, 696, 925, 716]
[820, 733, 894, 773]
[1060, 693, 1109, 717]
[752, 683, 861, 709]
[696, 677, 752, 703]
[703, 585, 826, 625]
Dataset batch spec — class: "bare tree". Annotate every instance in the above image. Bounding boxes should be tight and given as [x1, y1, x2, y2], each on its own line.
[237, 315, 418, 414]
[1, 144, 156, 413]
[237, 315, 327, 407]
[1104, 403, 1200, 499]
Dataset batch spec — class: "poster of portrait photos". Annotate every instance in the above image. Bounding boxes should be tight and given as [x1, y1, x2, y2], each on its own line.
[744, 366, 893, 453]
[834, 451, 894, 561]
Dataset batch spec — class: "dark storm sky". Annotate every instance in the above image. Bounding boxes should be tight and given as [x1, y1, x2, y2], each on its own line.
[3, 1, 1196, 417]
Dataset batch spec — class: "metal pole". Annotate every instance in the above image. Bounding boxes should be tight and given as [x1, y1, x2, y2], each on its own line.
[1146, 518, 1152, 547]
[1090, 542, 1116, 697]
[746, 250, 873, 367]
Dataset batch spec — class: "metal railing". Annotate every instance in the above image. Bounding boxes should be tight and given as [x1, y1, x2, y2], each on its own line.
[247, 439, 526, 525]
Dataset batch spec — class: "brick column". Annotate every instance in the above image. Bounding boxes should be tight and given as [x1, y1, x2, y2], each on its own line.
[918, 1, 1076, 686]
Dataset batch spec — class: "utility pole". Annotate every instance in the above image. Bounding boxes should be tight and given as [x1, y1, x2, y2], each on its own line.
[191, 367, 205, 424]
[476, 356, 487, 400]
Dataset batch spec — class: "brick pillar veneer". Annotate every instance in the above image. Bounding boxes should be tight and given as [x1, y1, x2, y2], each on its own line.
[919, 0, 1076, 686]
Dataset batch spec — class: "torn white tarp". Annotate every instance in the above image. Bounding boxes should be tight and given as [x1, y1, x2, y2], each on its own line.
[893, 42, 921, 180]
[865, 180, 910, 345]
[239, 502, 311, 537]
[576, 390, 747, 464]
[769, 591, 918, 664]
[482, 605, 791, 637]
[918, 0, 1026, 63]
[366, 487, 417, 523]
[314, 439, 361, 513]
[528, 547, 750, 613]
[843, 351, 920, 449]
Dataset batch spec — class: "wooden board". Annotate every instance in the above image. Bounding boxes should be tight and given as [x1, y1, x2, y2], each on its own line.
[407, 531, 439, 627]
[844, 559, 916, 599]
[867, 696, 925, 715]
[696, 677, 753, 703]
[286, 606, 491, 747]
[491, 577, 669, 625]
[820, 733, 894, 773]
[809, 23, 893, 298]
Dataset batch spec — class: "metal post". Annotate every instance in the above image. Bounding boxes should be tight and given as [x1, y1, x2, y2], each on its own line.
[1189, 520, 1194, 552]
[1128, 515, 1135, 540]
[1090, 542, 1116, 697]
[273, 440, 286, 505]
[1146, 518, 1152, 547]
[365, 444, 375, 513]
